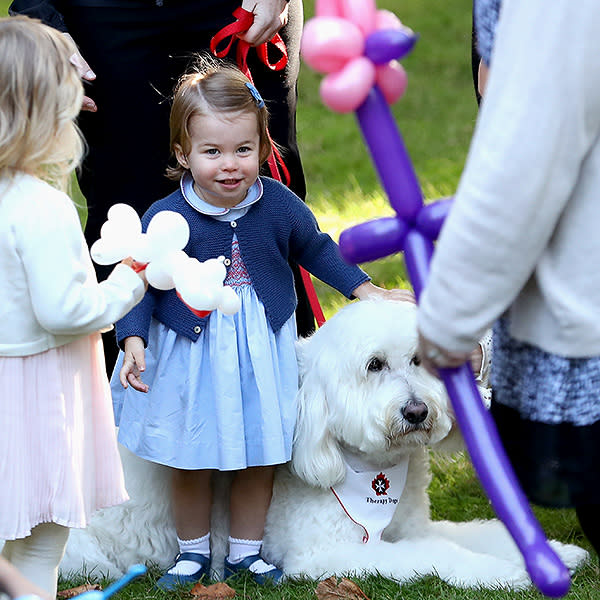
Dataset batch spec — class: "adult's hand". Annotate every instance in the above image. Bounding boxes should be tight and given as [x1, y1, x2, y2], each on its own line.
[65, 32, 97, 112]
[417, 331, 472, 378]
[240, 0, 289, 46]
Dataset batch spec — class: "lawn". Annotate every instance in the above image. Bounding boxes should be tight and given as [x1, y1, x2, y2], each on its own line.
[1, 1, 598, 599]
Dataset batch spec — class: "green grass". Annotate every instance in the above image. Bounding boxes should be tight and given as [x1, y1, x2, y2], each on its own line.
[1, 1, 598, 599]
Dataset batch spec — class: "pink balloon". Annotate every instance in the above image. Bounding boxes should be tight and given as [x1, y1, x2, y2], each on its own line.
[301, 17, 364, 74]
[314, 0, 342, 18]
[320, 56, 376, 113]
[341, 0, 377, 36]
[375, 9, 404, 31]
[376, 61, 408, 104]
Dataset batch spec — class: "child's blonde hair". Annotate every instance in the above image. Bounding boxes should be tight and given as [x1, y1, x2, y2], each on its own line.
[166, 56, 272, 181]
[0, 16, 84, 192]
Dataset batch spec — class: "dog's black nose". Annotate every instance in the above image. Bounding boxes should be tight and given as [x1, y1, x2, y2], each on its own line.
[402, 399, 428, 424]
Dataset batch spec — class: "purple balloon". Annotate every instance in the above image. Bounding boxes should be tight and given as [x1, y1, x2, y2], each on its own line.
[441, 367, 571, 597]
[355, 90, 422, 220]
[340, 84, 571, 598]
[339, 216, 408, 264]
[415, 196, 453, 239]
[364, 28, 418, 64]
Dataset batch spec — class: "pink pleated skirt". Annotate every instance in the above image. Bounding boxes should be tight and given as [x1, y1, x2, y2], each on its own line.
[0, 334, 128, 540]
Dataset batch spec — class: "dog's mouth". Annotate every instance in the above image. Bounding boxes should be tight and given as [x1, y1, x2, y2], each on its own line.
[386, 421, 433, 448]
[386, 400, 436, 447]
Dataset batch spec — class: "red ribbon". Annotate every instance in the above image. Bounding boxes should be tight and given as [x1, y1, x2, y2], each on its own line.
[210, 7, 288, 76]
[131, 260, 148, 273]
[176, 291, 212, 318]
[210, 7, 291, 187]
[209, 7, 326, 328]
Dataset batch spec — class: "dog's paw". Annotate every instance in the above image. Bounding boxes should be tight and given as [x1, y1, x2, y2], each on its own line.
[443, 556, 531, 591]
[548, 540, 590, 572]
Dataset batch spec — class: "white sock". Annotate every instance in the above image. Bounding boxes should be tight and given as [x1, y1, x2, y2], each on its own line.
[227, 536, 262, 563]
[167, 533, 210, 576]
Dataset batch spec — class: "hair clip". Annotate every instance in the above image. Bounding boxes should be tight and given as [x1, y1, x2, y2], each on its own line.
[245, 82, 265, 109]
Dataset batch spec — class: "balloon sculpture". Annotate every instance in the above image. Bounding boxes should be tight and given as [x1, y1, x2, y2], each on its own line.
[91, 204, 241, 317]
[301, 1, 570, 597]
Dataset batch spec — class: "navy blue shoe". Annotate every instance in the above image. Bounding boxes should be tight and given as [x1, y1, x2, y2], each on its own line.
[223, 554, 282, 585]
[155, 552, 211, 591]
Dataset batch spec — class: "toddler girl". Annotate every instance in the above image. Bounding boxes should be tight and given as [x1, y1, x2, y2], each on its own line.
[111, 57, 409, 589]
[0, 16, 146, 596]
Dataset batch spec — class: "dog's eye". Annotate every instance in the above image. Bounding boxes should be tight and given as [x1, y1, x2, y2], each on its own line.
[367, 357, 387, 372]
[410, 354, 421, 367]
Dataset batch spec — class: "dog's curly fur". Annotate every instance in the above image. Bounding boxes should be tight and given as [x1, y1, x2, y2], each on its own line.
[58, 300, 588, 590]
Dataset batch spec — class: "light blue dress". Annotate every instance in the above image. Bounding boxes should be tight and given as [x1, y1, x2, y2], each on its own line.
[111, 177, 298, 471]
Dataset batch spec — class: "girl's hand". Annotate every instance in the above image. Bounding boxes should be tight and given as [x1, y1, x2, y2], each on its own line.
[352, 281, 416, 304]
[120, 256, 148, 287]
[120, 336, 149, 392]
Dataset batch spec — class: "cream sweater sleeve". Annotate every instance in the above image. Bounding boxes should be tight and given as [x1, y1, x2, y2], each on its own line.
[17, 187, 145, 336]
[418, 0, 599, 353]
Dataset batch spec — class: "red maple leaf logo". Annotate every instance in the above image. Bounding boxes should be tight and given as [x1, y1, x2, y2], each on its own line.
[371, 472, 390, 496]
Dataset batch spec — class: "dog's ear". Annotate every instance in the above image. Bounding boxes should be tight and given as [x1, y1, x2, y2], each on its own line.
[291, 344, 345, 489]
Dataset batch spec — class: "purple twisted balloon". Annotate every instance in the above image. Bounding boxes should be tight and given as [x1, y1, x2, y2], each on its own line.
[301, 1, 570, 596]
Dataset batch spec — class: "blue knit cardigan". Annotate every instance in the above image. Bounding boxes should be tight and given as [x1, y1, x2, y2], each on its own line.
[115, 177, 370, 345]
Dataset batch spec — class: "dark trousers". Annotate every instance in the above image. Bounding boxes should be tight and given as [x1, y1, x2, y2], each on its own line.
[575, 504, 600, 562]
[59, 0, 313, 370]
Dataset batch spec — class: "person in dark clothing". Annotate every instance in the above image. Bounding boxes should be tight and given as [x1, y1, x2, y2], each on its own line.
[8, 0, 315, 369]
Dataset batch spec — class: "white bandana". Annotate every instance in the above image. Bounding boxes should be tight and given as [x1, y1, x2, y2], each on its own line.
[330, 452, 409, 543]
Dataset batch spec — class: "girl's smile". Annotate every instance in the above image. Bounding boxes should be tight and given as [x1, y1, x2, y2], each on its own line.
[175, 110, 261, 209]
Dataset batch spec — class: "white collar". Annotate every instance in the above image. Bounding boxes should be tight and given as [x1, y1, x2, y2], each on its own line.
[180, 172, 263, 215]
[330, 450, 409, 543]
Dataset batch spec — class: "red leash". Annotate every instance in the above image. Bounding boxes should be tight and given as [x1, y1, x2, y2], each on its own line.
[210, 8, 326, 327]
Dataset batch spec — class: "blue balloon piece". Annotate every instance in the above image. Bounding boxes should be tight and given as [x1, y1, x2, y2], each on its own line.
[75, 564, 148, 600]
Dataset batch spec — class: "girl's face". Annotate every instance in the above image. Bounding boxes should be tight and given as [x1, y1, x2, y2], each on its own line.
[175, 109, 261, 209]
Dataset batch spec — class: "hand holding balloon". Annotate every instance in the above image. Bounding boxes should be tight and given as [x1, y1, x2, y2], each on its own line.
[301, 1, 571, 596]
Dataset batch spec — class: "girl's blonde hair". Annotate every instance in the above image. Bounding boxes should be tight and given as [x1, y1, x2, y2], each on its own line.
[166, 56, 272, 181]
[0, 16, 84, 192]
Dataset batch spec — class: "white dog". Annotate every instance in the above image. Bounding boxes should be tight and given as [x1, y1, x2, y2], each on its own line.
[59, 300, 588, 590]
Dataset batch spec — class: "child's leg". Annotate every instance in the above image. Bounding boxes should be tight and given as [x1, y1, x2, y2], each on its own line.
[224, 466, 282, 584]
[229, 465, 275, 541]
[159, 468, 213, 581]
[1, 522, 69, 597]
[171, 468, 213, 541]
